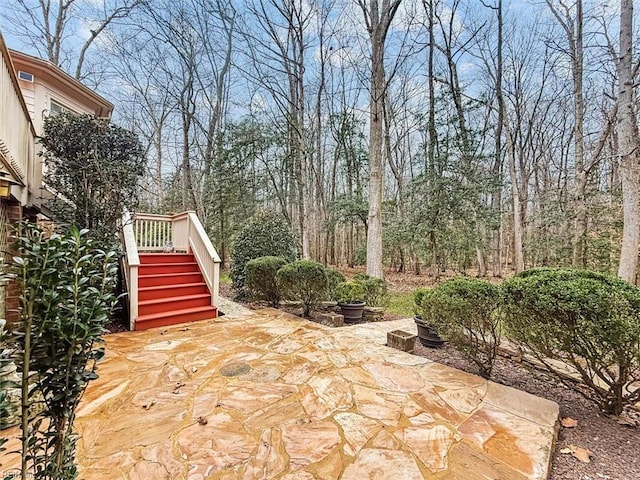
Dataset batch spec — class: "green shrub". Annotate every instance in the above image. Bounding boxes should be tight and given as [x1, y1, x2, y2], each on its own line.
[230, 212, 298, 297]
[501, 268, 640, 415]
[412, 287, 430, 317]
[420, 278, 501, 378]
[245, 256, 288, 307]
[335, 281, 365, 304]
[12, 223, 118, 479]
[353, 273, 389, 307]
[277, 260, 328, 317]
[325, 268, 346, 301]
[0, 319, 14, 461]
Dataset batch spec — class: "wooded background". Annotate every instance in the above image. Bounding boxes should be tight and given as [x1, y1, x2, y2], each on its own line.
[3, 0, 639, 282]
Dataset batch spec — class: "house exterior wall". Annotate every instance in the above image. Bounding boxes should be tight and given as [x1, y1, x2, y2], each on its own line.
[8, 48, 114, 212]
[10, 50, 113, 133]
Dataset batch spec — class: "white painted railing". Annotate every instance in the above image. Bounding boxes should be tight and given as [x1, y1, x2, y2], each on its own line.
[121, 210, 221, 328]
[134, 212, 173, 251]
[187, 211, 221, 308]
[121, 209, 139, 330]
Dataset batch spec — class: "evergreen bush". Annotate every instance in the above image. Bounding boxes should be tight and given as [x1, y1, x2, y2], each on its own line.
[0, 319, 14, 464]
[40, 112, 144, 248]
[412, 287, 429, 317]
[353, 273, 389, 307]
[11, 223, 118, 479]
[276, 260, 328, 317]
[244, 256, 288, 307]
[325, 268, 346, 301]
[501, 268, 640, 415]
[335, 281, 365, 304]
[230, 211, 298, 297]
[420, 278, 501, 378]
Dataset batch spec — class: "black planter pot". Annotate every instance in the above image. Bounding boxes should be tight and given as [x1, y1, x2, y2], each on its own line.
[414, 316, 445, 348]
[338, 301, 366, 324]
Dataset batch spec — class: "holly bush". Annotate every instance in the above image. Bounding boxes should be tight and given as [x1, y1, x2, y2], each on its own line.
[230, 211, 298, 297]
[11, 223, 118, 479]
[353, 273, 389, 307]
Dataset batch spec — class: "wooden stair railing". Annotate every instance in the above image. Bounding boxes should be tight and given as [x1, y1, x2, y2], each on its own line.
[121, 210, 221, 330]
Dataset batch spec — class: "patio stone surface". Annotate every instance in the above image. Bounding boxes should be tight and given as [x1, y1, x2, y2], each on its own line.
[1, 303, 559, 479]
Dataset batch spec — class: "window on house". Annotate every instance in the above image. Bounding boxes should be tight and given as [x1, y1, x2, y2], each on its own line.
[50, 100, 72, 115]
[18, 71, 34, 82]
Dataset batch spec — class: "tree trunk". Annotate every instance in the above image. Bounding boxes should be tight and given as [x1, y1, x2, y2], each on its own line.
[367, 31, 385, 279]
[491, 0, 504, 277]
[617, 0, 640, 283]
[359, 0, 401, 279]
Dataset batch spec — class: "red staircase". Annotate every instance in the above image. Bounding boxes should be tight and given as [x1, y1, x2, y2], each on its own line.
[135, 253, 218, 330]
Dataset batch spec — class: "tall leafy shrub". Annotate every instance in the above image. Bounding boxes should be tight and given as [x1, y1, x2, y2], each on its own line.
[40, 112, 145, 248]
[244, 256, 288, 306]
[420, 278, 501, 378]
[230, 212, 297, 297]
[501, 268, 640, 415]
[277, 260, 328, 317]
[12, 224, 118, 479]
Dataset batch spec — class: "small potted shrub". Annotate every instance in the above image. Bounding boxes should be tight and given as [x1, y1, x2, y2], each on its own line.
[413, 287, 445, 348]
[353, 273, 389, 307]
[335, 281, 366, 323]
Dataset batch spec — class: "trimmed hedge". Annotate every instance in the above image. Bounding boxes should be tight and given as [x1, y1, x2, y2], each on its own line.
[420, 278, 501, 378]
[245, 256, 288, 307]
[501, 268, 640, 415]
[277, 260, 328, 317]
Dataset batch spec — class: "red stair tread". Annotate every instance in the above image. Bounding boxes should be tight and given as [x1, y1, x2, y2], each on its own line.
[136, 305, 218, 330]
[139, 253, 195, 264]
[138, 293, 211, 307]
[138, 272, 205, 288]
[138, 282, 207, 298]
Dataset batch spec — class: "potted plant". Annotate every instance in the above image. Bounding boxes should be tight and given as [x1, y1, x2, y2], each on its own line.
[413, 287, 445, 348]
[335, 281, 366, 323]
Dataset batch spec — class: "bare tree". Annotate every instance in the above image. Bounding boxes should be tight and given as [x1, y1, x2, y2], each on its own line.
[4, 0, 142, 80]
[356, 0, 401, 279]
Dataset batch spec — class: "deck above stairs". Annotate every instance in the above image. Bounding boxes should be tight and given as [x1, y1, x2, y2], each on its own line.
[122, 211, 221, 331]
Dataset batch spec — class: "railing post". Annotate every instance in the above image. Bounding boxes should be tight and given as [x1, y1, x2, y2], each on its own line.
[212, 261, 220, 308]
[122, 208, 140, 330]
[129, 265, 138, 330]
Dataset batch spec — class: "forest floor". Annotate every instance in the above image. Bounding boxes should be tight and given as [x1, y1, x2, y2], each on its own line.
[218, 266, 640, 480]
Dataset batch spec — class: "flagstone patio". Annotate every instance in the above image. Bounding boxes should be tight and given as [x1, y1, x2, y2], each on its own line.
[2, 302, 560, 479]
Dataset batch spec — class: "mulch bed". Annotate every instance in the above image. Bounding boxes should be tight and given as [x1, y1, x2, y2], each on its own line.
[413, 343, 640, 480]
